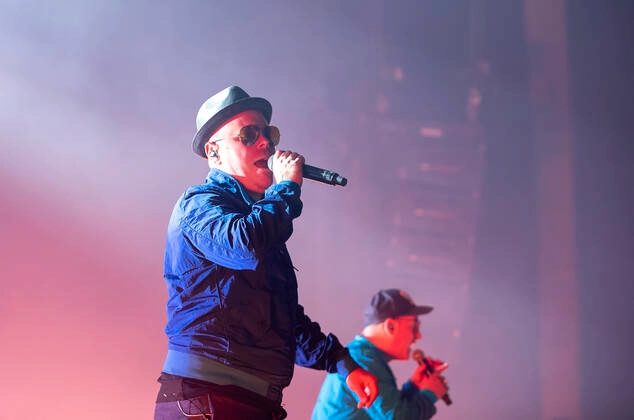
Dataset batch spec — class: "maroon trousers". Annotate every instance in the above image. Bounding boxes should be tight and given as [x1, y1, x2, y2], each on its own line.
[154, 392, 286, 420]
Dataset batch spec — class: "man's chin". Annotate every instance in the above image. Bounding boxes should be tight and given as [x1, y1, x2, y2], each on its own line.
[255, 169, 273, 182]
[248, 171, 273, 186]
[258, 177, 274, 191]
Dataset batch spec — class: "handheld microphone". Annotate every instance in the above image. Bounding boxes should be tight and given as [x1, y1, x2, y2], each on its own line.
[412, 349, 453, 406]
[267, 156, 347, 186]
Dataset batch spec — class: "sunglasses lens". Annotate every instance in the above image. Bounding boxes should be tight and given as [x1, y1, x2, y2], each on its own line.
[238, 125, 280, 147]
[239, 125, 260, 146]
[266, 126, 280, 146]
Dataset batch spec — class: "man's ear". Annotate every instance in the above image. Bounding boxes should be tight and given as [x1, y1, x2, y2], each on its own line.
[204, 141, 218, 159]
[385, 319, 396, 334]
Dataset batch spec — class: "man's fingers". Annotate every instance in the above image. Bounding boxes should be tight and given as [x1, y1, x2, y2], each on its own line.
[434, 362, 449, 374]
[368, 380, 378, 398]
[365, 381, 378, 407]
[346, 368, 378, 409]
[355, 383, 376, 408]
[355, 387, 368, 408]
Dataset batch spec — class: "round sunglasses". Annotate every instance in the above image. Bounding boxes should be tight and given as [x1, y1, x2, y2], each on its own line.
[215, 124, 280, 147]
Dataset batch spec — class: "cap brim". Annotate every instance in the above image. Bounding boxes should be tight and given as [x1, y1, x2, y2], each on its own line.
[411, 305, 434, 315]
[192, 97, 272, 158]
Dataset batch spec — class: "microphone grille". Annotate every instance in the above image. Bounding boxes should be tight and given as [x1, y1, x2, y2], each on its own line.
[267, 155, 275, 170]
[412, 349, 425, 363]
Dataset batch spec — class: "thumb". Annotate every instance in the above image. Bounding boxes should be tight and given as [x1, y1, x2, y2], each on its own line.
[434, 363, 449, 374]
[350, 384, 369, 408]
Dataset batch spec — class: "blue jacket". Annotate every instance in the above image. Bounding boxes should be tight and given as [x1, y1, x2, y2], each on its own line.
[312, 335, 438, 419]
[161, 169, 355, 402]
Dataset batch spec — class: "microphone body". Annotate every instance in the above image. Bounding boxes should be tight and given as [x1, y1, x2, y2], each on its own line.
[412, 349, 453, 406]
[267, 156, 347, 186]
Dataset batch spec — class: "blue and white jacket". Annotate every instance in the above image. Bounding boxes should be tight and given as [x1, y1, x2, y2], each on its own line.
[161, 168, 356, 403]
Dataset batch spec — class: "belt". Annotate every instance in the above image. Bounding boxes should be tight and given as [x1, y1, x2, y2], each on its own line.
[162, 349, 282, 403]
[156, 374, 287, 419]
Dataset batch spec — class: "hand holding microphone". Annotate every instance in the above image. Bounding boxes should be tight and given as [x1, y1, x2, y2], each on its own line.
[411, 349, 452, 406]
[267, 151, 347, 186]
[268, 150, 305, 186]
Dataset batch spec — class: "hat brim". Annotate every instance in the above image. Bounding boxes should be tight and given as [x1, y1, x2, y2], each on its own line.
[410, 305, 434, 316]
[192, 97, 272, 158]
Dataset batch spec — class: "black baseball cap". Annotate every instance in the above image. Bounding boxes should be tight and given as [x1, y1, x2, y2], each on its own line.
[363, 289, 433, 326]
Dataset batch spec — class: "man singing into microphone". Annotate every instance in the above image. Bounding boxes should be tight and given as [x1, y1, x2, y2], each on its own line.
[154, 85, 378, 419]
[312, 289, 449, 419]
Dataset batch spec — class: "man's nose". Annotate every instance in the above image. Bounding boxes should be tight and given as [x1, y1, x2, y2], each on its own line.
[255, 134, 270, 149]
[256, 135, 276, 153]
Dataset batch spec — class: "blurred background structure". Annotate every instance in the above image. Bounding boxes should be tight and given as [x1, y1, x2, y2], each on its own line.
[1, 1, 632, 419]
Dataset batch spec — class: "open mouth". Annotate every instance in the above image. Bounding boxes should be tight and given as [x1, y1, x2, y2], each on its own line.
[254, 158, 269, 169]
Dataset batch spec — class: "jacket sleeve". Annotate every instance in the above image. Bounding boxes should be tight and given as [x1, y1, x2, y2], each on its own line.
[293, 304, 361, 378]
[178, 181, 302, 270]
